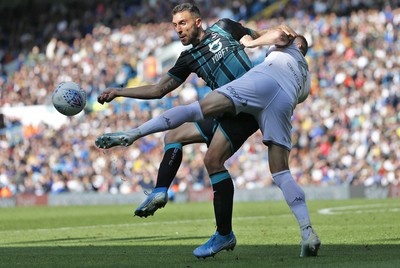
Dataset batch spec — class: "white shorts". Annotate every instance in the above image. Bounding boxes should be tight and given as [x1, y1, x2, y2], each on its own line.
[215, 66, 296, 151]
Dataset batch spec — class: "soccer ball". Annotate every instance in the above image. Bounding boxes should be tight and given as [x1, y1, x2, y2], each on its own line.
[52, 82, 86, 116]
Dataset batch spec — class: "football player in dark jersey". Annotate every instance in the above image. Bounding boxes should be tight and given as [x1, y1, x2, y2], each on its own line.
[97, 3, 294, 258]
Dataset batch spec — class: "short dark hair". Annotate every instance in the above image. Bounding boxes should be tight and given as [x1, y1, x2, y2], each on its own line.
[296, 35, 308, 56]
[172, 3, 201, 18]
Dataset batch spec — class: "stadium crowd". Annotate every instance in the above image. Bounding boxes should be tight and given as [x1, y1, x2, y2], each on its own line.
[0, 0, 399, 198]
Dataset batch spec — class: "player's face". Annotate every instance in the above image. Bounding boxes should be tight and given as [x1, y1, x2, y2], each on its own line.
[172, 11, 201, 46]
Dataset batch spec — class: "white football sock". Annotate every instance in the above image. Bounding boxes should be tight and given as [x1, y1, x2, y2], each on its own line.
[138, 101, 204, 136]
[272, 170, 312, 240]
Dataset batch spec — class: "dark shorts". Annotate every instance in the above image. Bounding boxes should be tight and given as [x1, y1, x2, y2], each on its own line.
[194, 112, 259, 153]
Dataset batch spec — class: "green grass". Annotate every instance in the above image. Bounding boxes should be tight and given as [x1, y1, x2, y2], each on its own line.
[0, 199, 399, 267]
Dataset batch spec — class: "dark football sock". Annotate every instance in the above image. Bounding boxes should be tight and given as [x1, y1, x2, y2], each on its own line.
[210, 171, 234, 236]
[155, 143, 183, 189]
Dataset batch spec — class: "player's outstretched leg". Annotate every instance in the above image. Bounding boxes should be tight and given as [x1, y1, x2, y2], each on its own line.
[300, 227, 321, 257]
[193, 231, 236, 259]
[96, 101, 205, 149]
[95, 129, 141, 149]
[134, 187, 168, 217]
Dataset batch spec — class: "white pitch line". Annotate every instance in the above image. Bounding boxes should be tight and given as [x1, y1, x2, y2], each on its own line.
[0, 214, 292, 234]
[318, 203, 400, 215]
[3, 203, 399, 235]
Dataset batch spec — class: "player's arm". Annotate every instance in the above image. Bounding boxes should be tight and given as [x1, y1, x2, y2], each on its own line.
[240, 28, 292, 48]
[252, 25, 297, 42]
[97, 75, 181, 104]
[217, 19, 296, 46]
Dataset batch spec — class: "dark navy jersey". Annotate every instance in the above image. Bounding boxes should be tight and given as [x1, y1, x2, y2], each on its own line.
[167, 18, 254, 90]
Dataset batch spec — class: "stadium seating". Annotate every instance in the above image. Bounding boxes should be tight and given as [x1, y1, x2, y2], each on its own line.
[0, 0, 399, 197]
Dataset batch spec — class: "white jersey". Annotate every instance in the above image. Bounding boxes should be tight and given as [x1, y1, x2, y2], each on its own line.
[216, 42, 311, 150]
[263, 43, 310, 104]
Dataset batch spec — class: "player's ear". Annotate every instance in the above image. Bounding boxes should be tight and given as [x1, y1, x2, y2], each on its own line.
[296, 41, 305, 56]
[297, 41, 301, 50]
[296, 35, 308, 56]
[195, 17, 202, 28]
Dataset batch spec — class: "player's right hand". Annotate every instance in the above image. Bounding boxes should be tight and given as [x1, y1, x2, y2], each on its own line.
[277, 25, 297, 45]
[97, 88, 117, 104]
[240, 35, 254, 48]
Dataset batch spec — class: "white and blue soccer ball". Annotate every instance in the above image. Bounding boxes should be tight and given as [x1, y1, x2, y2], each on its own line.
[52, 81, 86, 116]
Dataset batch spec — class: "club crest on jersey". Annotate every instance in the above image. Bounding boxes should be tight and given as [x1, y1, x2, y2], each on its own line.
[209, 38, 222, 53]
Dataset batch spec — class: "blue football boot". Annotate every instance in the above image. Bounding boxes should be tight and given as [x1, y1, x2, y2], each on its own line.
[193, 231, 236, 259]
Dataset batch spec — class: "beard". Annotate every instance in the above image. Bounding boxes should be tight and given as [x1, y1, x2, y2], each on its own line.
[182, 27, 200, 46]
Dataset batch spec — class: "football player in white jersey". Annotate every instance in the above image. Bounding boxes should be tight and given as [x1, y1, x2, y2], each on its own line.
[96, 28, 321, 258]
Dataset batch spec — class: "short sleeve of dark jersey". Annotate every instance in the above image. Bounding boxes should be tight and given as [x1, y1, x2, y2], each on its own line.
[167, 51, 192, 83]
[216, 18, 254, 41]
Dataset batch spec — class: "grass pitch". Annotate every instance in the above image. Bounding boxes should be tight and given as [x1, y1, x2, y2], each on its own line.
[0, 198, 399, 267]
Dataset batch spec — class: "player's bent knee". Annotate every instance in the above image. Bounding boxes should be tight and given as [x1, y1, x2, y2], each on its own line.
[164, 130, 180, 144]
[164, 132, 174, 144]
[204, 153, 226, 174]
